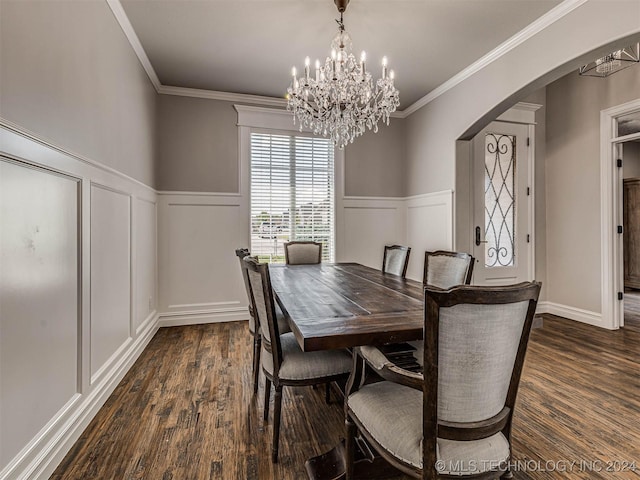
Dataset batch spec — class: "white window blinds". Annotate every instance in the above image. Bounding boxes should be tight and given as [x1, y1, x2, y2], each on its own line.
[250, 132, 335, 263]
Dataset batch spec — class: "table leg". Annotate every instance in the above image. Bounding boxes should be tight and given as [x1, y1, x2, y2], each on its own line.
[304, 439, 403, 480]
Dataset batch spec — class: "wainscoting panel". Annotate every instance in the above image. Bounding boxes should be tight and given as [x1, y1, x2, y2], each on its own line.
[157, 193, 249, 326]
[90, 184, 132, 382]
[405, 191, 454, 281]
[135, 197, 157, 334]
[0, 121, 158, 480]
[339, 197, 406, 269]
[0, 158, 80, 470]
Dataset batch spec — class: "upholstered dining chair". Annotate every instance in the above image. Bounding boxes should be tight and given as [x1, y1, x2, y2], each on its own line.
[423, 250, 474, 288]
[345, 282, 541, 479]
[361, 250, 475, 373]
[234, 248, 290, 393]
[284, 241, 322, 265]
[382, 245, 411, 277]
[243, 256, 352, 463]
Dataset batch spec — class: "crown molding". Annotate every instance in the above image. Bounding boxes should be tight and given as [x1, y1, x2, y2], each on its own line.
[107, 0, 585, 118]
[159, 85, 407, 117]
[401, 0, 589, 117]
[106, 0, 161, 92]
[157, 85, 288, 107]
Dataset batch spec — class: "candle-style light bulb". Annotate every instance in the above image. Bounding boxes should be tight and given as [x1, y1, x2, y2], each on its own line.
[381, 56, 388, 79]
[292, 66, 297, 77]
[304, 56, 310, 80]
[331, 49, 337, 78]
[360, 51, 366, 75]
[389, 70, 395, 81]
[315, 59, 320, 81]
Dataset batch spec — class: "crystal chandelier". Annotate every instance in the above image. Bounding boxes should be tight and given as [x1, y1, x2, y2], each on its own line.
[579, 43, 640, 77]
[286, 0, 400, 149]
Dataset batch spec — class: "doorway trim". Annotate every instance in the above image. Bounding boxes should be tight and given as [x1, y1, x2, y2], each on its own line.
[466, 102, 540, 285]
[600, 98, 640, 329]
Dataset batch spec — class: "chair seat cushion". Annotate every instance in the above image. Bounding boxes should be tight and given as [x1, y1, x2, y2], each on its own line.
[348, 381, 510, 474]
[262, 332, 351, 381]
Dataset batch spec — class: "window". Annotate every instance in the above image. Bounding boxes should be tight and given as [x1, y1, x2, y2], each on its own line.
[250, 132, 335, 263]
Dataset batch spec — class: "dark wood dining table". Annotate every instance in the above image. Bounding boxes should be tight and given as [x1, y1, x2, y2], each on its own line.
[268, 262, 425, 479]
[269, 262, 424, 351]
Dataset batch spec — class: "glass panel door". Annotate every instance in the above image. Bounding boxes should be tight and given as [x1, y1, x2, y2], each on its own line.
[484, 133, 516, 268]
[473, 121, 531, 285]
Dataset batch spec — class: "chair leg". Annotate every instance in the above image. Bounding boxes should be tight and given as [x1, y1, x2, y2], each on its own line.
[272, 385, 283, 463]
[500, 468, 513, 479]
[345, 417, 356, 480]
[325, 382, 331, 404]
[263, 377, 271, 421]
[252, 335, 261, 394]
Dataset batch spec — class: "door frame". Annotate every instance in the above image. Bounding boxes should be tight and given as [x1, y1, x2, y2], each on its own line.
[469, 103, 539, 284]
[600, 98, 640, 329]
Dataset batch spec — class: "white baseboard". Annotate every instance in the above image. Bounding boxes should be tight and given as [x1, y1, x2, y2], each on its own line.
[157, 307, 249, 327]
[535, 301, 607, 328]
[535, 301, 551, 315]
[2, 315, 159, 480]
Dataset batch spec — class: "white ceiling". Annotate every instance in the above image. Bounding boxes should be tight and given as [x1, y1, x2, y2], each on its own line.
[120, 0, 563, 108]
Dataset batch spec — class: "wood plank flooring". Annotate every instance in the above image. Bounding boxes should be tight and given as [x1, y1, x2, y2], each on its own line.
[52, 316, 640, 479]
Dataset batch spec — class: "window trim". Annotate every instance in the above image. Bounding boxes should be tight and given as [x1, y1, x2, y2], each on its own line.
[235, 105, 344, 262]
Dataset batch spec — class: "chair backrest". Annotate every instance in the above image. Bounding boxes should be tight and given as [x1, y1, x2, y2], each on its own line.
[422, 282, 541, 473]
[235, 248, 255, 331]
[284, 241, 322, 265]
[424, 250, 474, 287]
[382, 245, 411, 277]
[244, 256, 284, 373]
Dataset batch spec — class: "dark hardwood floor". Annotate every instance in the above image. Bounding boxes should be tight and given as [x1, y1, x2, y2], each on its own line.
[52, 316, 640, 479]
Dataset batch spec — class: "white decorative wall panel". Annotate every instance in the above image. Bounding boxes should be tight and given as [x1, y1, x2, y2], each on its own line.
[405, 191, 454, 281]
[158, 194, 249, 325]
[90, 184, 132, 381]
[0, 123, 159, 480]
[135, 197, 157, 332]
[0, 159, 80, 470]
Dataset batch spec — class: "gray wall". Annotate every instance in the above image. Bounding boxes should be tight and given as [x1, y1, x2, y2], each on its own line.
[0, 0, 157, 187]
[157, 95, 239, 192]
[156, 94, 407, 197]
[546, 63, 640, 313]
[344, 120, 406, 197]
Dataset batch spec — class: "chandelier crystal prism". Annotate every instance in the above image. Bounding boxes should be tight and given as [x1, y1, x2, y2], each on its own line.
[286, 0, 400, 149]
